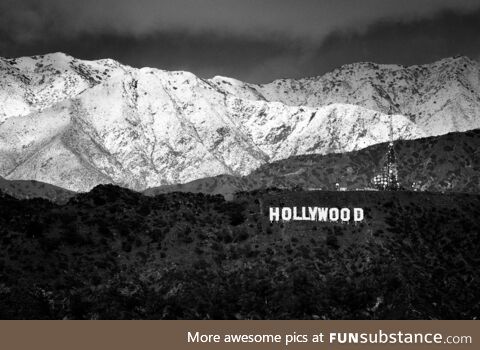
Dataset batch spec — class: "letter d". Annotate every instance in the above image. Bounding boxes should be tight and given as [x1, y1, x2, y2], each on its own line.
[354, 208, 364, 222]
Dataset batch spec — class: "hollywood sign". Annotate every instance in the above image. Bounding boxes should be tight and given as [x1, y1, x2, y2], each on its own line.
[269, 206, 364, 222]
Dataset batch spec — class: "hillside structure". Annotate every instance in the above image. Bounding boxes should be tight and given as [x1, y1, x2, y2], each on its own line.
[372, 113, 400, 191]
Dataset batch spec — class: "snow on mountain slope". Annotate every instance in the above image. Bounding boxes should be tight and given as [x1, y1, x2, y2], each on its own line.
[0, 53, 121, 123]
[0, 53, 475, 192]
[211, 56, 480, 136]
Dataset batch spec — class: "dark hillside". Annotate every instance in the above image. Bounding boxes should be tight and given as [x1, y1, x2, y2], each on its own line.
[0, 176, 75, 203]
[145, 129, 480, 198]
[0, 187, 479, 319]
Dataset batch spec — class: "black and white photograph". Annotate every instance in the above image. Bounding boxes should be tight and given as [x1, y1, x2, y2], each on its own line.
[0, 0, 479, 320]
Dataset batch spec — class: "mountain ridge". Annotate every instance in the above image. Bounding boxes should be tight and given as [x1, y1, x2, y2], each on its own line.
[1, 128, 478, 202]
[145, 128, 480, 199]
[1, 53, 479, 192]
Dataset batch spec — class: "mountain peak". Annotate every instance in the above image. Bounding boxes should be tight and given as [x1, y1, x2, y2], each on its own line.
[0, 53, 479, 192]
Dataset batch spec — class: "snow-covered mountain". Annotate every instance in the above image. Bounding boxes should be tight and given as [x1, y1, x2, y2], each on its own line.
[0, 53, 478, 192]
[212, 56, 480, 136]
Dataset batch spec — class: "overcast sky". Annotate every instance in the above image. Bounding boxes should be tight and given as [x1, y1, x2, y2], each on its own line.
[1, 0, 480, 82]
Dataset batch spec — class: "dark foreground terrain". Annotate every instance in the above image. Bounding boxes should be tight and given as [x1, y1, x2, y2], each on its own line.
[0, 186, 479, 319]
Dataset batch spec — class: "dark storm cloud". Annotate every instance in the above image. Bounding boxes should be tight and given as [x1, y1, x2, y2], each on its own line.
[304, 9, 480, 77]
[1, 0, 480, 82]
[2, 0, 479, 40]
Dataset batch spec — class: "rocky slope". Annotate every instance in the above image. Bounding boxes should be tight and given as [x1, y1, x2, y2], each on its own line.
[145, 129, 480, 198]
[212, 56, 480, 136]
[0, 53, 478, 192]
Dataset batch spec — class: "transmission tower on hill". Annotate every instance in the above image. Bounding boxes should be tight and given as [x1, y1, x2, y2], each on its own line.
[371, 108, 400, 191]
